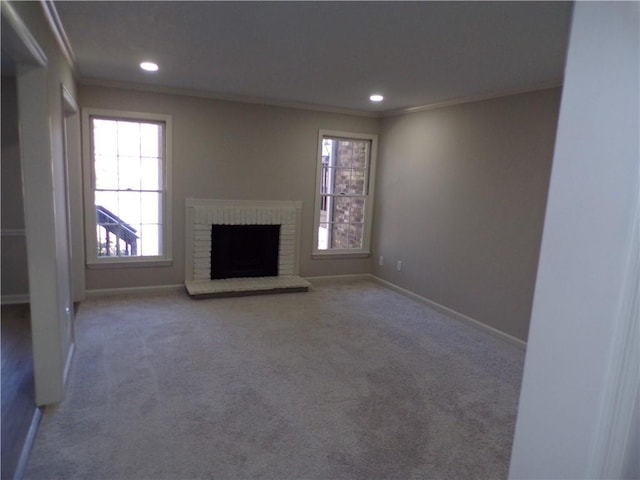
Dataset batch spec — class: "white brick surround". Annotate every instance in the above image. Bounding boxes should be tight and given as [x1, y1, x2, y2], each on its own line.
[184, 199, 309, 296]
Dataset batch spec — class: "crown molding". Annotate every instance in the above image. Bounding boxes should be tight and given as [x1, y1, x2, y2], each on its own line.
[40, 0, 75, 67]
[1, 0, 47, 66]
[78, 77, 381, 119]
[382, 79, 563, 118]
[79, 76, 563, 119]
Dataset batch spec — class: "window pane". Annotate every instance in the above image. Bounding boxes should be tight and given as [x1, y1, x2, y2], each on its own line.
[140, 192, 161, 224]
[95, 190, 119, 215]
[332, 168, 367, 195]
[117, 121, 140, 157]
[349, 223, 364, 249]
[93, 119, 117, 156]
[95, 201, 139, 257]
[333, 196, 351, 221]
[334, 140, 369, 169]
[118, 156, 141, 190]
[350, 169, 366, 195]
[118, 191, 142, 225]
[330, 222, 350, 249]
[140, 157, 161, 190]
[333, 168, 351, 195]
[321, 166, 333, 195]
[350, 197, 366, 223]
[139, 224, 160, 256]
[95, 154, 118, 190]
[335, 141, 353, 167]
[140, 123, 160, 158]
[318, 222, 330, 250]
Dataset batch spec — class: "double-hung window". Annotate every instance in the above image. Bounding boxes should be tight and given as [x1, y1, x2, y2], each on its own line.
[313, 130, 377, 257]
[83, 109, 172, 266]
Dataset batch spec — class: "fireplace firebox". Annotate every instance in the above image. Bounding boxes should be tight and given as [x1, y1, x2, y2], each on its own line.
[211, 225, 280, 280]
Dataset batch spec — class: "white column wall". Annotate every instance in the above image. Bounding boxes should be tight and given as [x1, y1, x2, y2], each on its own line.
[509, 2, 639, 478]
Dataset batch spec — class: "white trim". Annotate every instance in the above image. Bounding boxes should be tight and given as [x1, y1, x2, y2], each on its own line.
[371, 275, 527, 349]
[77, 77, 563, 119]
[85, 283, 184, 299]
[304, 273, 372, 284]
[1, 294, 30, 305]
[185, 203, 195, 283]
[61, 84, 78, 115]
[1, 229, 26, 236]
[13, 406, 43, 480]
[383, 79, 563, 117]
[82, 108, 173, 267]
[0, 0, 48, 66]
[86, 259, 172, 269]
[40, 0, 75, 67]
[78, 77, 379, 118]
[313, 130, 378, 257]
[15, 59, 67, 404]
[61, 84, 85, 302]
[311, 252, 370, 260]
[62, 342, 75, 389]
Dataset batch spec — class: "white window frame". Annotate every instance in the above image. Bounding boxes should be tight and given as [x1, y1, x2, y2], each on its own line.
[312, 129, 378, 258]
[82, 108, 172, 267]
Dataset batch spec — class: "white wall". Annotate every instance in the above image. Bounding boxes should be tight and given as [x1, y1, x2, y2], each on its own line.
[509, 2, 639, 478]
[372, 88, 561, 341]
[78, 84, 381, 290]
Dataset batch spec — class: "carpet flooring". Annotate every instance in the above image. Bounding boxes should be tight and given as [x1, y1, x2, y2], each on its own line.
[25, 279, 525, 480]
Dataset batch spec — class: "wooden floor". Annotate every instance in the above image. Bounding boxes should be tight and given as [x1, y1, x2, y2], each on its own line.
[1, 303, 36, 480]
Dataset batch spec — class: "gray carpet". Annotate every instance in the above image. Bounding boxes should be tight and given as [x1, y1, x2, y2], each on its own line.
[25, 279, 524, 480]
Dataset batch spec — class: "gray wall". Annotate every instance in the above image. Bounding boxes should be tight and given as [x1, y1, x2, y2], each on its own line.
[372, 88, 561, 341]
[79, 84, 381, 290]
[1, 75, 29, 299]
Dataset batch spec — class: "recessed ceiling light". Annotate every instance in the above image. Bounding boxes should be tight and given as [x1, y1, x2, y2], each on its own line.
[369, 94, 384, 102]
[140, 61, 159, 72]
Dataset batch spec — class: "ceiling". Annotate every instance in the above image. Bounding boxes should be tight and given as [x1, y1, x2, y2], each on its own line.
[54, 1, 572, 114]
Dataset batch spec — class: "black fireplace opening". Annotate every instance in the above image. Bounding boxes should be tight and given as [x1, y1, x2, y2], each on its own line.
[210, 224, 280, 280]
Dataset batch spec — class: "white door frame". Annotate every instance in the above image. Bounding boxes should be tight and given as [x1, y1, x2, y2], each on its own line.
[2, 0, 69, 405]
[61, 84, 85, 304]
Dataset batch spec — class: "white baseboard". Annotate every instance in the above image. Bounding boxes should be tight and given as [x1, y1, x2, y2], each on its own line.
[63, 342, 75, 388]
[82, 276, 526, 348]
[13, 406, 42, 480]
[304, 273, 372, 284]
[370, 275, 527, 349]
[85, 284, 185, 298]
[1, 294, 30, 305]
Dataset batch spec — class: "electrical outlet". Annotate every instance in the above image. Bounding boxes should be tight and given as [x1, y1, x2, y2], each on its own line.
[396, 260, 402, 271]
[379, 255, 384, 266]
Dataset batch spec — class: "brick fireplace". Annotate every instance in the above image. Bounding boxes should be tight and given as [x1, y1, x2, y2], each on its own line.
[184, 199, 310, 298]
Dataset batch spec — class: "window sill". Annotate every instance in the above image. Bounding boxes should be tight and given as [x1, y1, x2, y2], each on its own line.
[312, 251, 370, 260]
[87, 258, 172, 269]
